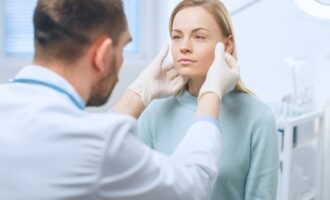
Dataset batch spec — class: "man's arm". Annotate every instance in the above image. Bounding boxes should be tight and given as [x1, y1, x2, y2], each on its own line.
[112, 90, 145, 118]
[196, 93, 220, 119]
[96, 115, 221, 200]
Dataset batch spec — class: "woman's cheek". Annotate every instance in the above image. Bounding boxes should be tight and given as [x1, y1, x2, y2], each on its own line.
[199, 49, 215, 72]
[171, 46, 178, 62]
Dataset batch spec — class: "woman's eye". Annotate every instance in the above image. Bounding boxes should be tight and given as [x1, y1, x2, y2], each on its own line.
[172, 35, 181, 40]
[195, 35, 205, 40]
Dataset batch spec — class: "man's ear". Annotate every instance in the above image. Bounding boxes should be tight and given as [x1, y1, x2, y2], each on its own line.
[225, 35, 234, 54]
[93, 37, 113, 73]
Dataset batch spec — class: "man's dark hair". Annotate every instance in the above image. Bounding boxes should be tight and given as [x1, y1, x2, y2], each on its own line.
[33, 0, 127, 63]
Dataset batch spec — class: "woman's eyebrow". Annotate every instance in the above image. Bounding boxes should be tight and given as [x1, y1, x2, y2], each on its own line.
[172, 29, 183, 33]
[172, 28, 210, 33]
[192, 28, 210, 33]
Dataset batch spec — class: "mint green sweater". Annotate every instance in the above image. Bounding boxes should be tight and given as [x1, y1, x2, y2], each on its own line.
[138, 90, 279, 200]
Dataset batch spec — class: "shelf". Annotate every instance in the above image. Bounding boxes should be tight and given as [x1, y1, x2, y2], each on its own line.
[279, 138, 318, 161]
[276, 109, 325, 200]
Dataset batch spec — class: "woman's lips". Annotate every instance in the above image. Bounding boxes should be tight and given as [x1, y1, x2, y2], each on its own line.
[178, 58, 196, 65]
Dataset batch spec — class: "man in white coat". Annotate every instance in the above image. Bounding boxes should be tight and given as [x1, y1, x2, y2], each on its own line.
[0, 0, 240, 199]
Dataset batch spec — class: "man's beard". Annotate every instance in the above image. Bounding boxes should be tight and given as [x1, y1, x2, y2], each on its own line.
[86, 56, 118, 107]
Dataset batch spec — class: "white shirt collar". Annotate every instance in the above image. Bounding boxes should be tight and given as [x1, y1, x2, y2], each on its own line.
[14, 65, 86, 108]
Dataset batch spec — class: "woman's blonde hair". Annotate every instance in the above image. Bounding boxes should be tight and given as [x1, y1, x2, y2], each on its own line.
[169, 0, 253, 94]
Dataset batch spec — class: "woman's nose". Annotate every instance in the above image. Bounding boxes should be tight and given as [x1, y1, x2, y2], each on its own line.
[180, 39, 192, 54]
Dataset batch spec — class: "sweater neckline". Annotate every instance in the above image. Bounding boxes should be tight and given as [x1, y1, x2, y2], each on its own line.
[176, 90, 231, 110]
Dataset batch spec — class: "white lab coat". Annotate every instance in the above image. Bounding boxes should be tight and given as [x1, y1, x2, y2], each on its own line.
[0, 65, 222, 200]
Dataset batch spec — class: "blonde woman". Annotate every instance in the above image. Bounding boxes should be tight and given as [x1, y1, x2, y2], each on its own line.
[138, 0, 279, 199]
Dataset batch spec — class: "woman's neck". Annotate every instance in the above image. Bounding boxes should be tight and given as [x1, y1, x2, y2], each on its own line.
[187, 77, 206, 97]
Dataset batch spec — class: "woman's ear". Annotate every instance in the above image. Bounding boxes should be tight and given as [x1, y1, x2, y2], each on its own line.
[225, 35, 234, 54]
[93, 37, 113, 73]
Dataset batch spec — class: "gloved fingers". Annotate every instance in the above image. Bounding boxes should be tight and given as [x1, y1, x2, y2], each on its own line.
[170, 76, 188, 92]
[214, 42, 225, 63]
[154, 44, 169, 66]
[174, 75, 187, 86]
[224, 53, 238, 68]
[224, 53, 240, 75]
[162, 63, 175, 72]
[167, 68, 180, 80]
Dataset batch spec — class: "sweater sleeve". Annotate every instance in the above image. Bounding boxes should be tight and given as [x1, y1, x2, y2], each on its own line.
[245, 107, 279, 200]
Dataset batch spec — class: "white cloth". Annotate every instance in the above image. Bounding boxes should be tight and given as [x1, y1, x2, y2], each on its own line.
[0, 65, 222, 200]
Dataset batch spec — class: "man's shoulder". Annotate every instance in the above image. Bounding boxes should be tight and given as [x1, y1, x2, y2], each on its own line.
[82, 111, 137, 132]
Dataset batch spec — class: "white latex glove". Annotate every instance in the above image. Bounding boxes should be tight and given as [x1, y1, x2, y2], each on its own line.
[128, 44, 187, 106]
[198, 42, 240, 101]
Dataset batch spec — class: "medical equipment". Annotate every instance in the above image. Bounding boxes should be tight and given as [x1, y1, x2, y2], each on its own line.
[274, 56, 327, 199]
[277, 109, 326, 200]
[278, 57, 315, 118]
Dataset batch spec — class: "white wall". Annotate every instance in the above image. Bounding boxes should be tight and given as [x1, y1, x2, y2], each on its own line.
[1, 0, 330, 198]
[229, 0, 330, 198]
[230, 0, 330, 105]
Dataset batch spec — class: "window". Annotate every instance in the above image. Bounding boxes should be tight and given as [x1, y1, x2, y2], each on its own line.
[4, 0, 37, 56]
[123, 0, 139, 54]
[3, 0, 140, 57]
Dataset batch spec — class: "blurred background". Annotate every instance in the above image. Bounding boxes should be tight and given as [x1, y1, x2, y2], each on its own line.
[1, 0, 330, 199]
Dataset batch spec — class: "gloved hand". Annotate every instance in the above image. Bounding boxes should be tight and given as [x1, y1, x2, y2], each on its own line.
[198, 42, 240, 101]
[128, 44, 187, 106]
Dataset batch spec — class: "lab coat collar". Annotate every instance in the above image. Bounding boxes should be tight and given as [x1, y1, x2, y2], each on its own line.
[14, 65, 86, 109]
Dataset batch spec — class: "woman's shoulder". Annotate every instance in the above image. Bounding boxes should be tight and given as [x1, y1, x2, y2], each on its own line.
[223, 91, 275, 122]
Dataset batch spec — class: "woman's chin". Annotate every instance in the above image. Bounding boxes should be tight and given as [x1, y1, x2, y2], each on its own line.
[176, 70, 195, 79]
[179, 74, 194, 80]
[175, 67, 206, 79]
[178, 72, 203, 80]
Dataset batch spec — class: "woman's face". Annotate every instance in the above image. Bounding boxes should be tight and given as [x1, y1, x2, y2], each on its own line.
[171, 6, 227, 79]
